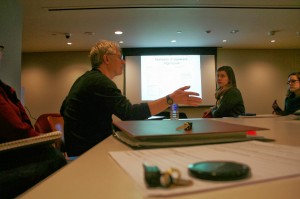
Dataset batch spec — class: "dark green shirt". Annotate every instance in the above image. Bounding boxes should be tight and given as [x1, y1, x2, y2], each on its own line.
[211, 87, 245, 118]
[284, 95, 300, 115]
[60, 69, 151, 156]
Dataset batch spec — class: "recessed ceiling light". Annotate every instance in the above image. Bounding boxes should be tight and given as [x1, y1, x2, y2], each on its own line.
[115, 31, 123, 35]
[268, 31, 275, 36]
[230, 30, 239, 34]
[67, 42, 72, 45]
[171, 40, 176, 43]
[84, 32, 95, 35]
[271, 40, 276, 43]
[119, 41, 124, 44]
[177, 31, 182, 34]
[223, 40, 227, 43]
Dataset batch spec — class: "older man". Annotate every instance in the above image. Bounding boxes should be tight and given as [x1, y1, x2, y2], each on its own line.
[61, 40, 202, 156]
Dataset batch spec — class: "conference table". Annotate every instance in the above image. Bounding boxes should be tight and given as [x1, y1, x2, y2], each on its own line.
[19, 116, 300, 199]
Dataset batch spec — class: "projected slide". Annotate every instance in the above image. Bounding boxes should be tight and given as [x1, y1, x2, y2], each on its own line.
[141, 55, 202, 100]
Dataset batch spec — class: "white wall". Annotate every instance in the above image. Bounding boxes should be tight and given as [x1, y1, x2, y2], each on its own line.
[21, 49, 300, 123]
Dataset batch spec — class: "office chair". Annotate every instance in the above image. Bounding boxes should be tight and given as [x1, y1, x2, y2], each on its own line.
[47, 115, 77, 161]
[34, 113, 61, 134]
[47, 115, 65, 151]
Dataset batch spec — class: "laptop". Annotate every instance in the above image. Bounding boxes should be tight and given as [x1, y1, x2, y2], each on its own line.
[113, 119, 268, 140]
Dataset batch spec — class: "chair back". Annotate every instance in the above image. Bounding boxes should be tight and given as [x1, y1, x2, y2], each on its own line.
[47, 115, 65, 151]
[47, 116, 64, 137]
[47, 115, 77, 161]
[34, 113, 61, 134]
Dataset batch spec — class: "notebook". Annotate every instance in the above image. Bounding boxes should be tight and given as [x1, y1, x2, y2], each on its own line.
[113, 119, 268, 140]
[112, 120, 271, 149]
[0, 131, 62, 152]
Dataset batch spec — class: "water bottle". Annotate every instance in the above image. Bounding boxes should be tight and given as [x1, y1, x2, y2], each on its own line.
[170, 104, 179, 120]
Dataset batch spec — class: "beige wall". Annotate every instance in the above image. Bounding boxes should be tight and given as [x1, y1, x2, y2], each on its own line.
[218, 49, 300, 114]
[0, 0, 23, 97]
[21, 49, 300, 123]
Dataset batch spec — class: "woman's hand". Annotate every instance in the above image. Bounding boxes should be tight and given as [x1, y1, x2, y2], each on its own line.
[202, 107, 214, 118]
[272, 100, 283, 115]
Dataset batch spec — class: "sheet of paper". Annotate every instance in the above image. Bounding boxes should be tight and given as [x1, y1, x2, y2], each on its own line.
[109, 141, 300, 197]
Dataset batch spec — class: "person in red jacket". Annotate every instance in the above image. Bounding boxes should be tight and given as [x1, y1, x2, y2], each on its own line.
[0, 44, 38, 142]
[0, 45, 66, 198]
[0, 79, 39, 142]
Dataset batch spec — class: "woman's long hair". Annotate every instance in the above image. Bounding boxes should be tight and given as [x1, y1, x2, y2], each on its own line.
[215, 66, 237, 100]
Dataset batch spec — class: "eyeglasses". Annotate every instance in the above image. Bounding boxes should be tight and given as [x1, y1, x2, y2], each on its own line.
[287, 80, 300, 85]
[106, 53, 124, 61]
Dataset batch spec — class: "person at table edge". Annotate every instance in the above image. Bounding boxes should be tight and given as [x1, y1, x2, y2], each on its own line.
[60, 40, 202, 156]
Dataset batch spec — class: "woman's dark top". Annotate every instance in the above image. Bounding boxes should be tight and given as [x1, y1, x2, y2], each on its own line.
[211, 87, 245, 118]
[283, 95, 300, 115]
[273, 93, 300, 116]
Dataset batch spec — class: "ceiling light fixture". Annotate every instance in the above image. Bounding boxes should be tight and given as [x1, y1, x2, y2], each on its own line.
[230, 30, 239, 34]
[115, 31, 123, 35]
[84, 32, 95, 35]
[177, 31, 182, 34]
[171, 40, 176, 43]
[65, 33, 71, 39]
[67, 42, 72, 45]
[119, 41, 124, 44]
[268, 31, 276, 36]
[271, 40, 276, 43]
[222, 40, 227, 43]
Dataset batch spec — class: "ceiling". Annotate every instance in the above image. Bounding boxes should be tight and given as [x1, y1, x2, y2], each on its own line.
[21, 0, 300, 52]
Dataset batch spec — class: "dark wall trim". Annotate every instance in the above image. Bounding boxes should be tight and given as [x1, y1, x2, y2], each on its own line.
[122, 47, 217, 56]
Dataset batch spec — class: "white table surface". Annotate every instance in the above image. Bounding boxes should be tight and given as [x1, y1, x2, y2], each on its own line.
[19, 116, 300, 199]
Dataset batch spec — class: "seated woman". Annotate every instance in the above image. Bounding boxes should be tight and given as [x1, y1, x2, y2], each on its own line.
[0, 45, 66, 198]
[203, 66, 245, 118]
[272, 72, 300, 115]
